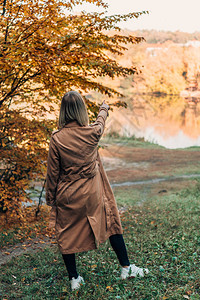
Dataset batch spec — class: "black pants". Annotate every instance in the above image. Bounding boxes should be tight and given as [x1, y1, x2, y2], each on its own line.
[62, 234, 130, 280]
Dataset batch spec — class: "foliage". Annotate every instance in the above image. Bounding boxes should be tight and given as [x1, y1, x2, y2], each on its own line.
[0, 107, 53, 221]
[0, 0, 147, 222]
[0, 0, 146, 105]
[98, 40, 200, 96]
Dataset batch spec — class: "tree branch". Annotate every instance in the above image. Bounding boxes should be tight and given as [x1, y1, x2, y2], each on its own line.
[0, 69, 41, 107]
[2, 0, 7, 16]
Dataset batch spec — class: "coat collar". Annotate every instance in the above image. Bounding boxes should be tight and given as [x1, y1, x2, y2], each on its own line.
[64, 120, 81, 128]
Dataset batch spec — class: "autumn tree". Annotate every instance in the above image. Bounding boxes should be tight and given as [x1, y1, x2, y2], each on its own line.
[142, 43, 186, 95]
[0, 0, 146, 223]
[183, 46, 200, 90]
[117, 42, 187, 96]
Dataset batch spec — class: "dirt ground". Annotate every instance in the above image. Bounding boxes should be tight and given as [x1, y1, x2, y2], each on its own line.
[0, 236, 57, 266]
[99, 143, 200, 183]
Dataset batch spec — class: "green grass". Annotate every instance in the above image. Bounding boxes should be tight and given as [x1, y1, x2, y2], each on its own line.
[100, 133, 200, 151]
[100, 135, 165, 149]
[0, 184, 200, 299]
[179, 146, 200, 151]
[101, 135, 200, 151]
[0, 227, 32, 247]
[171, 168, 200, 177]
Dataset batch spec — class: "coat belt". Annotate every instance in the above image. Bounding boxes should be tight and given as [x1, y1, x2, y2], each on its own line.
[60, 162, 98, 182]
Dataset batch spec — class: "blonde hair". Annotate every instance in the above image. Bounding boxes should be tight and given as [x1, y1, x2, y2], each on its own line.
[58, 91, 89, 128]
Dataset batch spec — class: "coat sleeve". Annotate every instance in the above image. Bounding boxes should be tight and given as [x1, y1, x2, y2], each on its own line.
[90, 103, 109, 143]
[45, 136, 60, 206]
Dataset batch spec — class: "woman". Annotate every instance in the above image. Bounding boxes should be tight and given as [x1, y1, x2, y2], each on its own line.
[46, 91, 149, 291]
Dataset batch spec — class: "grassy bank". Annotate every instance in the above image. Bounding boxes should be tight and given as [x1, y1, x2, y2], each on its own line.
[100, 135, 165, 149]
[98, 137, 200, 185]
[0, 182, 199, 299]
[101, 135, 200, 151]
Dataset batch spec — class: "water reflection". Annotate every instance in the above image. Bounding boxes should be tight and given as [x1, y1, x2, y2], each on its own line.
[105, 95, 200, 149]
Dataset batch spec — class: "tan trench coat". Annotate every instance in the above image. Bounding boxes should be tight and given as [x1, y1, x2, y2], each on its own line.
[45, 105, 123, 254]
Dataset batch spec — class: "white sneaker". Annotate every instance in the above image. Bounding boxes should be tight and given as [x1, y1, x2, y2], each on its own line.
[70, 275, 85, 290]
[120, 264, 149, 279]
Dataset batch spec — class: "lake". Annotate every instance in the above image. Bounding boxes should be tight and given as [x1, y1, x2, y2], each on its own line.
[105, 95, 200, 149]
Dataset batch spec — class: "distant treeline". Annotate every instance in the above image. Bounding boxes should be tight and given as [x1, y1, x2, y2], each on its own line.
[91, 30, 200, 99]
[126, 29, 200, 44]
[97, 34, 200, 96]
[120, 41, 200, 95]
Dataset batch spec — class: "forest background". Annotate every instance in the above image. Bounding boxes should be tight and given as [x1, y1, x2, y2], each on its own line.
[92, 29, 200, 99]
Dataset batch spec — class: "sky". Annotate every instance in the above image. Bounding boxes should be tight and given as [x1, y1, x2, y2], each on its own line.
[73, 0, 200, 33]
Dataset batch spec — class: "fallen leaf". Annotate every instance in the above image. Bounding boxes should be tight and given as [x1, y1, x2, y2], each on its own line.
[91, 264, 97, 268]
[106, 286, 113, 291]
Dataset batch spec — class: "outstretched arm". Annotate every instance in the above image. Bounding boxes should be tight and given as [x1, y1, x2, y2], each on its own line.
[90, 101, 110, 141]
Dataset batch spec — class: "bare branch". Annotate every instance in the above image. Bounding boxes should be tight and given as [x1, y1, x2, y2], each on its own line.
[2, 0, 7, 16]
